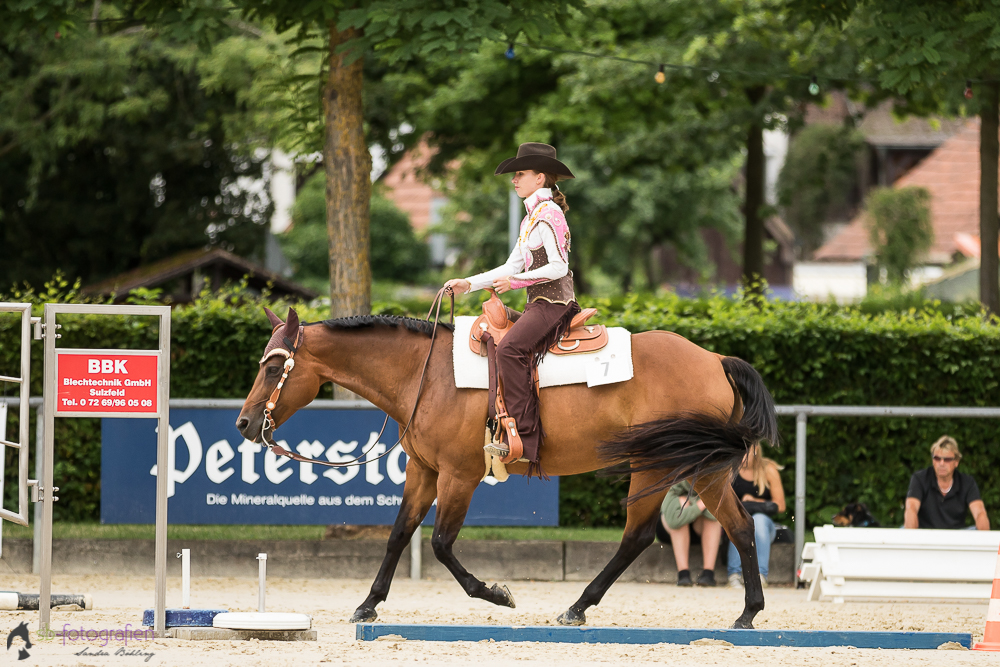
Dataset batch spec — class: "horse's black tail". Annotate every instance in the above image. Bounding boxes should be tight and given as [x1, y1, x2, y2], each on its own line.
[721, 356, 779, 449]
[598, 356, 777, 505]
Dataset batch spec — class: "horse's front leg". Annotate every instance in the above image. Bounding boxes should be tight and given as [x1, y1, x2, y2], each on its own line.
[349, 456, 438, 622]
[431, 470, 516, 608]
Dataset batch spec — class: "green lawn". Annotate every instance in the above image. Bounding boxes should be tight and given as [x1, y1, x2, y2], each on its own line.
[0, 523, 624, 542]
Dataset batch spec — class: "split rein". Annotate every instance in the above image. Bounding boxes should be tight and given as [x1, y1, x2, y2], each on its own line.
[258, 288, 455, 469]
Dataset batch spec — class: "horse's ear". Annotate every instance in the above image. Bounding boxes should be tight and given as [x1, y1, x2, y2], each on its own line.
[285, 307, 300, 341]
[264, 307, 284, 331]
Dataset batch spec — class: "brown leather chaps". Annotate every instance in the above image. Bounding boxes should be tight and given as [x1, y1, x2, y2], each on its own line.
[495, 298, 581, 473]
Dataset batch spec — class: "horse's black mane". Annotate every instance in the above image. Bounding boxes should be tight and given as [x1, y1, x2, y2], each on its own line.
[311, 314, 454, 337]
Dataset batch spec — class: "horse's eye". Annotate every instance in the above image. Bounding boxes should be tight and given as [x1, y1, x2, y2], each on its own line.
[265, 365, 281, 376]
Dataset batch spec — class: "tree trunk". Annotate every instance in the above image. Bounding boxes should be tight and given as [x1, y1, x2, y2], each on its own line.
[742, 87, 766, 292]
[324, 22, 371, 399]
[980, 81, 1000, 315]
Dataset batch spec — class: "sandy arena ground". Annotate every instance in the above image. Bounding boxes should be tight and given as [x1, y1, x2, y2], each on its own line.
[0, 573, 995, 666]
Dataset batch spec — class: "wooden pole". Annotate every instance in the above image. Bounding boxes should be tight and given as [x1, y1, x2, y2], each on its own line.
[980, 81, 1000, 315]
[743, 87, 766, 292]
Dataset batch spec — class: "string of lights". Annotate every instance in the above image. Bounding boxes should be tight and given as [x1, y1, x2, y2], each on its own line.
[506, 40, 997, 96]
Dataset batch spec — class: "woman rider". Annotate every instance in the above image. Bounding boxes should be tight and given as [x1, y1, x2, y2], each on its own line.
[444, 143, 580, 474]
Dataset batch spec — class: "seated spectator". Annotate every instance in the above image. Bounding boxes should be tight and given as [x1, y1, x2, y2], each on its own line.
[905, 436, 989, 530]
[661, 480, 722, 587]
[727, 444, 786, 590]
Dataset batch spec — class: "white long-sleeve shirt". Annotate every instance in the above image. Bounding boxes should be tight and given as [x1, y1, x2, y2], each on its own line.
[464, 189, 569, 292]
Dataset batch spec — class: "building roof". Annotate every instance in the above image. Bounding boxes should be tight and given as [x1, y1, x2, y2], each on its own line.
[859, 101, 968, 149]
[83, 247, 318, 302]
[814, 119, 991, 264]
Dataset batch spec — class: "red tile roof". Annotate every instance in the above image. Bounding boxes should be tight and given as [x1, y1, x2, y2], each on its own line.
[815, 119, 993, 263]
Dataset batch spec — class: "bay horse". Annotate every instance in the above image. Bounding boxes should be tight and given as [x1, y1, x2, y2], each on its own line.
[236, 304, 779, 629]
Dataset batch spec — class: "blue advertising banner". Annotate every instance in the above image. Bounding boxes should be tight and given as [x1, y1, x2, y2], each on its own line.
[101, 408, 558, 526]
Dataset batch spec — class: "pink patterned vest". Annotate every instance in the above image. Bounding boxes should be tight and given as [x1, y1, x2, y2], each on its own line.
[519, 197, 575, 304]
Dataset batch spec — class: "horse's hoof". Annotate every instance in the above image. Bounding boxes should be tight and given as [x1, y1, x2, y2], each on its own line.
[556, 608, 585, 626]
[490, 583, 516, 608]
[350, 607, 378, 623]
[730, 619, 754, 629]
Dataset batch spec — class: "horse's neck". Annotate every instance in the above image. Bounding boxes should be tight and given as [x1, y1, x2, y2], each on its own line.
[305, 324, 439, 423]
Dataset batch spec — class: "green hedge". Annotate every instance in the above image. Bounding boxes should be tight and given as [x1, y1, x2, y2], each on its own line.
[2, 285, 999, 528]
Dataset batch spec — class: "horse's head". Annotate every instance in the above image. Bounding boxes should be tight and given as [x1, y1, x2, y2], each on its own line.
[236, 306, 324, 443]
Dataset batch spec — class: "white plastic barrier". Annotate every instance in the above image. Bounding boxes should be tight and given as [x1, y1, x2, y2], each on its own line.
[801, 525, 1000, 602]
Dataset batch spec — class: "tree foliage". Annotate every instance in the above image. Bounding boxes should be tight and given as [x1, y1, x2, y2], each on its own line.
[0, 7, 293, 289]
[420, 0, 858, 292]
[865, 186, 933, 285]
[778, 123, 865, 255]
[279, 172, 428, 289]
[799, 0, 1000, 310]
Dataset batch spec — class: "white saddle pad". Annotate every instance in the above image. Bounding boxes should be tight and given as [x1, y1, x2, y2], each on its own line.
[452, 315, 633, 389]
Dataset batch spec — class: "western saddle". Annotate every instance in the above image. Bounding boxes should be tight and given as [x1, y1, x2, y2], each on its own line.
[472, 291, 609, 464]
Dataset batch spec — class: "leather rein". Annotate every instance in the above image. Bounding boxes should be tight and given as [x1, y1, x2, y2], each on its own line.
[258, 287, 454, 469]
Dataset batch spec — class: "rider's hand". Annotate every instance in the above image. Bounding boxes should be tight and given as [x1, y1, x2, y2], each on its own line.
[696, 498, 707, 512]
[444, 279, 471, 295]
[493, 277, 512, 294]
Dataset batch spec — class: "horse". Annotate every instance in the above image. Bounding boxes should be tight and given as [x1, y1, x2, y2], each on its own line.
[236, 304, 779, 629]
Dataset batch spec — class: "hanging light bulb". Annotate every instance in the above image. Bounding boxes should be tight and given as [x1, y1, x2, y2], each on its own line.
[654, 64, 665, 84]
[808, 76, 820, 96]
[505, 44, 515, 60]
[965, 80, 974, 99]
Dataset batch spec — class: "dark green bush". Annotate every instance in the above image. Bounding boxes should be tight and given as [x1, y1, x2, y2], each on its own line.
[2, 287, 999, 528]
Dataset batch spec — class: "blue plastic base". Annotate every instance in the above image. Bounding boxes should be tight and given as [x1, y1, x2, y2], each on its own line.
[142, 609, 228, 628]
[355, 624, 972, 649]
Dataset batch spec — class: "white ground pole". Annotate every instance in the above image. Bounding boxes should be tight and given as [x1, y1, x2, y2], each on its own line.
[39, 304, 170, 635]
[410, 526, 421, 580]
[181, 549, 191, 609]
[257, 553, 267, 612]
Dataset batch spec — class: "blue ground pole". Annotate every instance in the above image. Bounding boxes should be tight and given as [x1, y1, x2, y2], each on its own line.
[356, 624, 972, 649]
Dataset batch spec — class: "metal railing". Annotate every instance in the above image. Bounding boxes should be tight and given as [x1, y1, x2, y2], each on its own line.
[5, 397, 999, 586]
[775, 405, 1000, 581]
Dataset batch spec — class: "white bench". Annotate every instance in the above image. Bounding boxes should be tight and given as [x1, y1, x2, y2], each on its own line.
[801, 525, 1000, 602]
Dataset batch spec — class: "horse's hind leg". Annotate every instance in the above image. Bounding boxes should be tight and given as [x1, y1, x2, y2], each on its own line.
[431, 471, 516, 608]
[694, 472, 764, 629]
[349, 457, 438, 622]
[557, 470, 665, 626]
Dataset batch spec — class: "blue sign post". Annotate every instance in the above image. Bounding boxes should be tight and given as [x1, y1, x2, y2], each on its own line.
[102, 408, 558, 526]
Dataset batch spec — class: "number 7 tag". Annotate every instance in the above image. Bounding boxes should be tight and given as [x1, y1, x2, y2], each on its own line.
[586, 353, 632, 387]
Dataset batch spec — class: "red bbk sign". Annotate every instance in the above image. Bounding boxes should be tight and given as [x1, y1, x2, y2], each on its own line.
[56, 350, 159, 416]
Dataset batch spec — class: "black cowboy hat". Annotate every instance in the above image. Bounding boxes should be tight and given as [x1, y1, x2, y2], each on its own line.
[494, 142, 575, 180]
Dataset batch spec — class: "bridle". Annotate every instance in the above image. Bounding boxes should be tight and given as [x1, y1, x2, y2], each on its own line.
[259, 326, 302, 445]
[255, 287, 454, 469]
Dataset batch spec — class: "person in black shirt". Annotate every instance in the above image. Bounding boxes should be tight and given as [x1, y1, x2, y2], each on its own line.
[905, 435, 990, 530]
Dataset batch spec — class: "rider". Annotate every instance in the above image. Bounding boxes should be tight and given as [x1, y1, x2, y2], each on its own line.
[444, 143, 581, 471]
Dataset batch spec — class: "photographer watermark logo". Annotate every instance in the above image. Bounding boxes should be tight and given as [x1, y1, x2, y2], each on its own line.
[5, 621, 31, 661]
